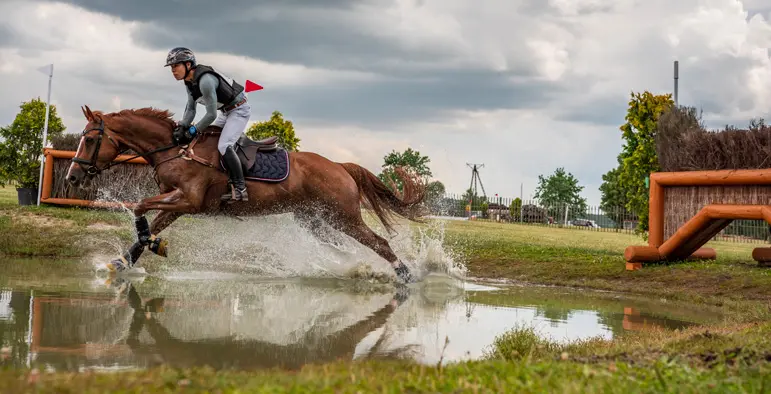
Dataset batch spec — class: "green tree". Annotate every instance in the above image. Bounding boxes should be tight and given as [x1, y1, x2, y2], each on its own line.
[617, 91, 674, 237]
[423, 180, 446, 213]
[533, 167, 587, 218]
[509, 197, 522, 219]
[426, 180, 445, 200]
[599, 158, 637, 229]
[0, 97, 66, 188]
[245, 110, 300, 151]
[377, 147, 432, 193]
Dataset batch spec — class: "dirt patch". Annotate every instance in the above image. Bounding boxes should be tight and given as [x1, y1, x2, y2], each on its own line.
[11, 212, 75, 228]
[87, 222, 122, 231]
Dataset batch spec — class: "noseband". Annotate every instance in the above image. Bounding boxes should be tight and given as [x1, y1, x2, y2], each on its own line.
[71, 119, 121, 176]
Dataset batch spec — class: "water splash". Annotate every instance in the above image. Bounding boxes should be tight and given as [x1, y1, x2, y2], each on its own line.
[88, 211, 464, 285]
[84, 176, 466, 284]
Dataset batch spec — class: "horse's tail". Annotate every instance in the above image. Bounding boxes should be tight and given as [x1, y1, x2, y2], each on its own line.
[339, 163, 428, 233]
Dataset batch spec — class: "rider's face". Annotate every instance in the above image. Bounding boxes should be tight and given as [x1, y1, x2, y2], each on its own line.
[170, 63, 186, 80]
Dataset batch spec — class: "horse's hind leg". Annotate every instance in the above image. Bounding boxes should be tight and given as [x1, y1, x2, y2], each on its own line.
[295, 209, 348, 247]
[335, 215, 414, 283]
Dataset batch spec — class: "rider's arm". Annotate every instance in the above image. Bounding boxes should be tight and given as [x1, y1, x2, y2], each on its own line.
[180, 91, 196, 127]
[192, 73, 219, 133]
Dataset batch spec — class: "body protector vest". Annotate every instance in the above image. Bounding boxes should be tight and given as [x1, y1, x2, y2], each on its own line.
[184, 64, 245, 109]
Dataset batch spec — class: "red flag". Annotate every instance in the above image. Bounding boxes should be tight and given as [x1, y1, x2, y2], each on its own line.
[245, 80, 263, 92]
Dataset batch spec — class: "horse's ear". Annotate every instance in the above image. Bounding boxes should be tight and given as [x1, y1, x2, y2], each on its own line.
[81, 106, 91, 121]
[84, 105, 98, 122]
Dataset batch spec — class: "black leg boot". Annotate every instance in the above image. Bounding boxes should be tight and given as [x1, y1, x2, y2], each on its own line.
[221, 146, 249, 203]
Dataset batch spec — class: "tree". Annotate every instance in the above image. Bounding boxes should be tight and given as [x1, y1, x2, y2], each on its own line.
[616, 91, 674, 237]
[509, 197, 522, 219]
[245, 110, 300, 151]
[533, 167, 587, 219]
[0, 98, 66, 188]
[426, 180, 445, 200]
[599, 158, 637, 229]
[377, 147, 432, 193]
[424, 180, 446, 213]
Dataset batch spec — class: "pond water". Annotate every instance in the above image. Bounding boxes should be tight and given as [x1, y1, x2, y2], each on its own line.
[0, 261, 722, 372]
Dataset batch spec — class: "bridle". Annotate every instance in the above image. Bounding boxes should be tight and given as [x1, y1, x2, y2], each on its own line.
[72, 118, 178, 176]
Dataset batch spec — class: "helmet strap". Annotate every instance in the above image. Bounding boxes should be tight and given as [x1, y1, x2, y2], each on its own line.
[182, 62, 194, 80]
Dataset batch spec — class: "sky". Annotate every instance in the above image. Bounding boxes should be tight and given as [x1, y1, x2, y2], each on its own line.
[1, 0, 771, 206]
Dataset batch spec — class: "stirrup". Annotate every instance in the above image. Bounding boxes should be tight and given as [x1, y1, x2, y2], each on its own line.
[221, 184, 249, 202]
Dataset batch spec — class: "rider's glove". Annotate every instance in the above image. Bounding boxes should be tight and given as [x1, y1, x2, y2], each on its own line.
[173, 125, 197, 145]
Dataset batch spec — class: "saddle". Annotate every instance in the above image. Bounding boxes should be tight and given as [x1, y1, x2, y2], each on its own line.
[192, 127, 288, 182]
[233, 134, 278, 172]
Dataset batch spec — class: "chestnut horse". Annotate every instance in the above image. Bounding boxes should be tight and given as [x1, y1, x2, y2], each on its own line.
[66, 105, 426, 283]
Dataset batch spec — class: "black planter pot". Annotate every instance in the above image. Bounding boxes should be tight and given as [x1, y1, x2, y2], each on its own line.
[16, 187, 38, 206]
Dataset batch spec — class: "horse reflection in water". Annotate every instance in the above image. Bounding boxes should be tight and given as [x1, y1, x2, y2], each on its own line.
[119, 281, 414, 370]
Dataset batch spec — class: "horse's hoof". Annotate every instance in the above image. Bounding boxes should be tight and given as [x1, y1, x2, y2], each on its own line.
[394, 263, 414, 284]
[148, 235, 168, 257]
[106, 257, 129, 273]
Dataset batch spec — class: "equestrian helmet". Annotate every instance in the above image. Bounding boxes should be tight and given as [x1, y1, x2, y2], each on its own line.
[165, 47, 196, 67]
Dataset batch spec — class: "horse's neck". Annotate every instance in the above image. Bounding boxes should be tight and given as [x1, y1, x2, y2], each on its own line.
[116, 120, 173, 161]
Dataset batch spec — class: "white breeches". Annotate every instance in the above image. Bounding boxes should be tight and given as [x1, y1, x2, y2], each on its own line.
[212, 102, 252, 155]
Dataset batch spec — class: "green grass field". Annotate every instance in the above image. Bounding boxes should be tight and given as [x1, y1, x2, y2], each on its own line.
[3, 185, 771, 392]
[440, 219, 771, 307]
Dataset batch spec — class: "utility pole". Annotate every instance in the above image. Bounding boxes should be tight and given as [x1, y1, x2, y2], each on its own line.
[673, 60, 679, 106]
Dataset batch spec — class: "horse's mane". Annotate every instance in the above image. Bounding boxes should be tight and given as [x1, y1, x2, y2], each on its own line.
[95, 107, 177, 129]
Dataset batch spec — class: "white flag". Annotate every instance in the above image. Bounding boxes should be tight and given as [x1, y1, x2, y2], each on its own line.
[36, 64, 53, 76]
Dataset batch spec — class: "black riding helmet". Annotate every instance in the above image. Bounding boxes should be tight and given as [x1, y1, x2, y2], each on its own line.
[165, 47, 196, 78]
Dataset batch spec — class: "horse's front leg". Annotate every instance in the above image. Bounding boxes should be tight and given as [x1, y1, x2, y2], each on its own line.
[133, 188, 200, 216]
[109, 211, 184, 271]
[107, 189, 201, 273]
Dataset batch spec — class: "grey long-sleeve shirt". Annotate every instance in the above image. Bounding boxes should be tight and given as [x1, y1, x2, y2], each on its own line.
[180, 73, 219, 132]
[180, 73, 246, 132]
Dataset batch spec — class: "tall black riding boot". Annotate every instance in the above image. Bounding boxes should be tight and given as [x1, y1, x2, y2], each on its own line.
[221, 146, 249, 203]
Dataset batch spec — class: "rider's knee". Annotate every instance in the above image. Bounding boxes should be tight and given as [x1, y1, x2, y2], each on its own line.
[218, 142, 234, 155]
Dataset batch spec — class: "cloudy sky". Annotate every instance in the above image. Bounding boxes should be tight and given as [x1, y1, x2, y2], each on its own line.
[1, 0, 771, 205]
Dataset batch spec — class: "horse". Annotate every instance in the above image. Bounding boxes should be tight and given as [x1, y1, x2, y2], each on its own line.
[65, 105, 427, 283]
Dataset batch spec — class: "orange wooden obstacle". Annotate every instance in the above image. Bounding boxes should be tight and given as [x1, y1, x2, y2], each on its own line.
[625, 169, 771, 270]
[40, 148, 148, 210]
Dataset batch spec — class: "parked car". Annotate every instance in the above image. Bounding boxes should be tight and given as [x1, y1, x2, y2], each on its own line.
[571, 218, 598, 227]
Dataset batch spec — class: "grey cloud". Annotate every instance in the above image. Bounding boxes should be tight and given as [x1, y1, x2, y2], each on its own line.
[0, 23, 16, 48]
[48, 0, 367, 20]
[48, 0, 421, 69]
[40, 0, 587, 129]
[262, 70, 566, 126]
[555, 95, 629, 126]
[45, 0, 562, 128]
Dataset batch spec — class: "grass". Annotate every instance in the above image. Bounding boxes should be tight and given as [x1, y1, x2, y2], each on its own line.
[441, 220, 771, 307]
[4, 186, 771, 391]
[0, 185, 132, 258]
[1, 356, 768, 393]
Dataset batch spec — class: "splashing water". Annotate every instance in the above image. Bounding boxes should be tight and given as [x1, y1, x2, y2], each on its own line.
[84, 175, 466, 284]
[87, 212, 465, 285]
[148, 212, 466, 283]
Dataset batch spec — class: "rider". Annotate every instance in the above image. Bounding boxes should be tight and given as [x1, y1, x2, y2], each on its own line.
[165, 47, 250, 202]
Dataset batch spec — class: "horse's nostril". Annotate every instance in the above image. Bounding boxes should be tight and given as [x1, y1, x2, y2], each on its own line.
[68, 175, 77, 183]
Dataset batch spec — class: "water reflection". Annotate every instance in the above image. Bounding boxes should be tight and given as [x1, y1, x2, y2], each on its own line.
[122, 280, 411, 370]
[0, 275, 713, 372]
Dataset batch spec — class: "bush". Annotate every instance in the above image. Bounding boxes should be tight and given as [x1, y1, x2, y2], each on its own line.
[50, 134, 81, 151]
[0, 98, 66, 189]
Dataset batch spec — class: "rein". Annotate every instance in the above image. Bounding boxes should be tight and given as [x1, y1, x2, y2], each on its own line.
[73, 119, 216, 175]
